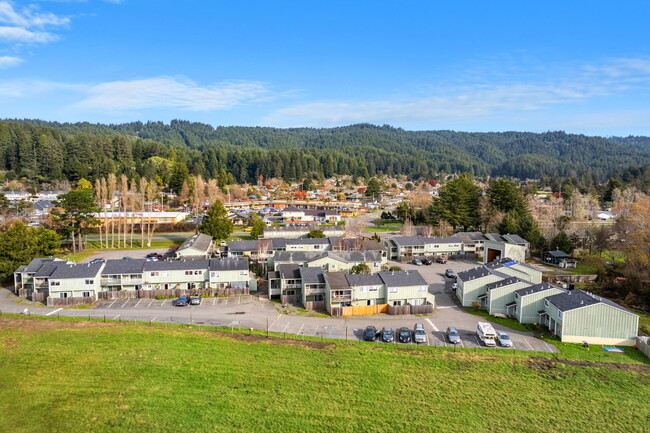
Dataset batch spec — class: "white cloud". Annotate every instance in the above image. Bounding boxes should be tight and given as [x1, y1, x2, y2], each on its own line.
[75, 77, 270, 111]
[0, 54, 22, 68]
[0, 76, 271, 112]
[264, 57, 650, 127]
[0, 1, 68, 48]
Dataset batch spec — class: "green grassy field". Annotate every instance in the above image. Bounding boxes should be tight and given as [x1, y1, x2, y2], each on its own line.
[1, 316, 649, 433]
[61, 239, 184, 262]
[362, 226, 401, 232]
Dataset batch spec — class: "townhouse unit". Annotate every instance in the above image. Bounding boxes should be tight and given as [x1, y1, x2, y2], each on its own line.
[175, 233, 213, 259]
[511, 282, 566, 324]
[141, 259, 210, 290]
[483, 277, 532, 316]
[271, 250, 384, 273]
[101, 259, 146, 291]
[455, 266, 506, 307]
[47, 262, 104, 299]
[384, 236, 463, 261]
[483, 257, 542, 283]
[483, 233, 530, 263]
[324, 270, 433, 313]
[208, 258, 252, 290]
[451, 232, 487, 256]
[14, 257, 69, 296]
[300, 266, 326, 309]
[541, 289, 639, 346]
[228, 237, 386, 260]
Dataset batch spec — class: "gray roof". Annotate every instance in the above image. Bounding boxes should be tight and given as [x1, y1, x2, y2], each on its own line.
[274, 251, 324, 263]
[378, 270, 427, 287]
[271, 238, 287, 249]
[543, 250, 570, 258]
[33, 200, 55, 211]
[285, 238, 331, 246]
[34, 262, 66, 278]
[24, 257, 63, 273]
[299, 267, 325, 284]
[227, 240, 260, 252]
[486, 277, 523, 291]
[504, 234, 528, 245]
[264, 225, 341, 233]
[210, 258, 249, 271]
[143, 259, 209, 272]
[101, 259, 146, 275]
[545, 289, 633, 313]
[177, 233, 213, 253]
[515, 282, 564, 297]
[330, 237, 386, 251]
[278, 264, 301, 279]
[50, 262, 104, 279]
[457, 266, 492, 281]
[452, 231, 487, 242]
[324, 272, 351, 290]
[345, 273, 384, 286]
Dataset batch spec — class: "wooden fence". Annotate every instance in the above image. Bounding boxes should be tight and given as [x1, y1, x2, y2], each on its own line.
[387, 303, 434, 315]
[32, 292, 46, 302]
[97, 287, 249, 300]
[331, 304, 389, 317]
[303, 301, 326, 311]
[47, 296, 97, 307]
[637, 336, 650, 359]
[542, 275, 598, 284]
[281, 294, 302, 305]
[18, 288, 29, 298]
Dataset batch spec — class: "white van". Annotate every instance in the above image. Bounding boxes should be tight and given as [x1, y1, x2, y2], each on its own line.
[476, 322, 497, 347]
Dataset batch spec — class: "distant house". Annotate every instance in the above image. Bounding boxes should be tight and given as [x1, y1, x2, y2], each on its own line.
[384, 236, 463, 260]
[32, 200, 55, 217]
[541, 289, 639, 346]
[541, 250, 576, 269]
[280, 206, 342, 224]
[175, 233, 213, 259]
[94, 211, 188, 226]
[261, 225, 345, 239]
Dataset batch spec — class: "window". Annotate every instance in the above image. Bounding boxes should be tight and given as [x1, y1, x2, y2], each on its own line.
[59, 292, 68, 298]
[151, 272, 159, 277]
[239, 271, 247, 276]
[514, 292, 519, 299]
[211, 272, 219, 278]
[434, 245, 440, 248]
[374, 263, 379, 267]
[389, 287, 397, 293]
[85, 279, 94, 285]
[50, 280, 60, 286]
[185, 271, 193, 276]
[314, 245, 321, 249]
[412, 299, 422, 306]
[82, 291, 90, 298]
[393, 300, 402, 306]
[544, 299, 549, 308]
[369, 286, 378, 292]
[558, 311, 563, 319]
[285, 290, 295, 296]
[418, 286, 426, 292]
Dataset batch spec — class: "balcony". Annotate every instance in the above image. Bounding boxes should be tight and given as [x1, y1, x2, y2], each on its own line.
[101, 278, 144, 286]
[331, 295, 352, 302]
[283, 283, 302, 289]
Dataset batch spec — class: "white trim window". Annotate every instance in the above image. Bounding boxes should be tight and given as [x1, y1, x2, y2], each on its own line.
[239, 271, 247, 276]
[82, 291, 91, 298]
[544, 299, 549, 308]
[558, 310, 563, 319]
[50, 280, 61, 286]
[211, 272, 220, 278]
[418, 286, 426, 292]
[84, 279, 94, 285]
[389, 287, 398, 294]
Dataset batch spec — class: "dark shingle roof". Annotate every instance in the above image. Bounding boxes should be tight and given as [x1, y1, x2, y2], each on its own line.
[457, 266, 492, 281]
[227, 240, 259, 252]
[299, 267, 325, 284]
[24, 257, 62, 273]
[278, 264, 301, 279]
[345, 273, 384, 286]
[285, 238, 331, 246]
[378, 270, 427, 287]
[274, 251, 323, 263]
[515, 282, 564, 297]
[545, 289, 633, 314]
[177, 233, 212, 253]
[543, 250, 570, 258]
[50, 262, 104, 279]
[101, 259, 146, 275]
[35, 262, 66, 278]
[390, 236, 459, 247]
[486, 277, 522, 291]
[143, 259, 209, 272]
[504, 234, 528, 245]
[324, 272, 350, 290]
[210, 258, 249, 271]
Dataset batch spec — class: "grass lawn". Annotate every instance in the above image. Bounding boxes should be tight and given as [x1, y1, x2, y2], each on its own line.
[1, 316, 649, 433]
[634, 308, 650, 335]
[362, 226, 400, 232]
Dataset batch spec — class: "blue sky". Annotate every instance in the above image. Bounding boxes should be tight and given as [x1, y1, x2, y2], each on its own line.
[1, 1, 650, 135]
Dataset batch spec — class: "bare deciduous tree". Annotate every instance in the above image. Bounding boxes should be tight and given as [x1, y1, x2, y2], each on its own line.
[107, 173, 117, 248]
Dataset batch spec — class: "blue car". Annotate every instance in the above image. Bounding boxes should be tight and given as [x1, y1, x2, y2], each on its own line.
[174, 296, 189, 306]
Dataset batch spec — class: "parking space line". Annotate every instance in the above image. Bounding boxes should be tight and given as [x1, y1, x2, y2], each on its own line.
[328, 327, 335, 338]
[312, 327, 319, 337]
[151, 316, 157, 322]
[160, 300, 165, 307]
[523, 338, 534, 351]
[212, 298, 216, 306]
[107, 300, 117, 309]
[282, 323, 290, 333]
[297, 323, 304, 335]
[134, 299, 142, 308]
[543, 340, 553, 352]
[268, 314, 281, 331]
[147, 299, 155, 307]
[224, 299, 228, 305]
[120, 299, 130, 308]
[425, 318, 439, 332]
[45, 308, 62, 316]
[112, 315, 120, 320]
[458, 336, 464, 348]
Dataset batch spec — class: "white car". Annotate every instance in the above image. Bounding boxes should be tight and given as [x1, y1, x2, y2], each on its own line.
[496, 330, 513, 347]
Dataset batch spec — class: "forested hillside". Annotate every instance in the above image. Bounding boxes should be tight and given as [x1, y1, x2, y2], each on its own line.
[2, 120, 649, 186]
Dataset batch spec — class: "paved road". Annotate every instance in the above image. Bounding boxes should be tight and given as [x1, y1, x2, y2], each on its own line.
[0, 258, 558, 353]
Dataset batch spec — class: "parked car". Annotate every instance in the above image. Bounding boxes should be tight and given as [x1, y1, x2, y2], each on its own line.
[422, 259, 433, 265]
[363, 326, 378, 341]
[397, 327, 411, 343]
[174, 296, 189, 306]
[412, 259, 422, 266]
[190, 295, 201, 305]
[381, 327, 394, 343]
[446, 326, 461, 344]
[413, 323, 427, 344]
[496, 330, 513, 347]
[146, 253, 163, 260]
[436, 255, 448, 264]
[89, 258, 105, 264]
[445, 269, 456, 279]
[146, 257, 159, 262]
[122, 256, 133, 260]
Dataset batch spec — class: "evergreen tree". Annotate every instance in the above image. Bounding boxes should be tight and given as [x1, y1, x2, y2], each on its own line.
[498, 212, 518, 234]
[487, 178, 527, 215]
[431, 173, 480, 230]
[249, 213, 266, 240]
[365, 178, 381, 198]
[306, 229, 325, 238]
[199, 200, 233, 240]
[0, 221, 60, 280]
[52, 189, 100, 253]
[550, 231, 574, 254]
